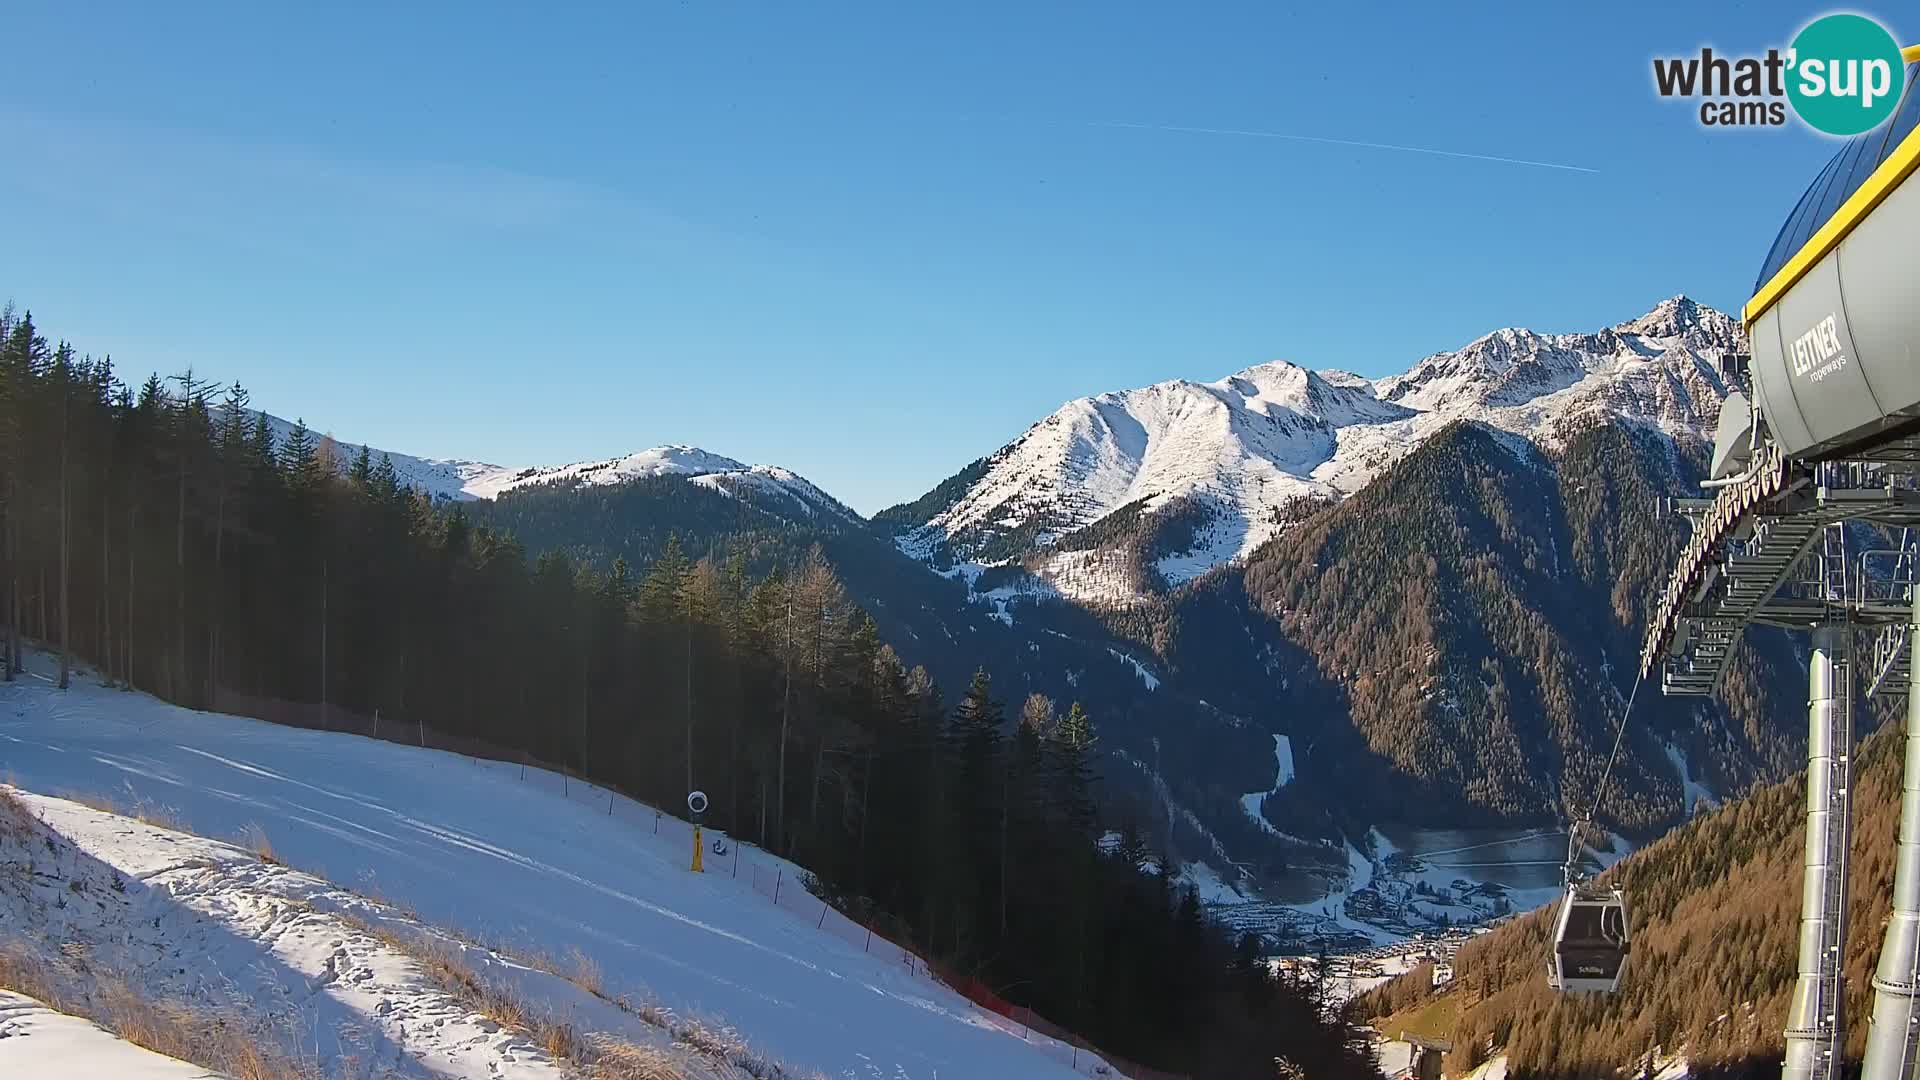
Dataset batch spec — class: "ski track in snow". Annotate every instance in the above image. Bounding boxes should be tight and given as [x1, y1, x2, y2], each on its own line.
[3, 789, 585, 1079]
[1236, 735, 1294, 837]
[0, 657, 1096, 1079]
[1104, 649, 1159, 691]
[1664, 743, 1719, 816]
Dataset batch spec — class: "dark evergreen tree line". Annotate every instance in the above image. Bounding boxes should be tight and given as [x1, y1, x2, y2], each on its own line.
[0, 306, 1374, 1077]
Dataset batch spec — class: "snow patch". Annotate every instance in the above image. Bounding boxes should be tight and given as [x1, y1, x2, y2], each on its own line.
[1236, 735, 1295, 837]
[1176, 860, 1252, 906]
[1106, 649, 1160, 691]
[1665, 742, 1719, 816]
[0, 992, 210, 1079]
[1270, 734, 1296, 787]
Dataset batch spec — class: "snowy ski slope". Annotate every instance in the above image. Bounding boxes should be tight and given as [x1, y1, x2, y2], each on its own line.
[0, 656, 1099, 1079]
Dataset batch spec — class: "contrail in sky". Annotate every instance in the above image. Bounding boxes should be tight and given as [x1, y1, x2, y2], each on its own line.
[1094, 120, 1600, 174]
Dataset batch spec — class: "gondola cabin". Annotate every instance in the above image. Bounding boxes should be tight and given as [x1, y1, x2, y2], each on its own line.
[1548, 886, 1630, 992]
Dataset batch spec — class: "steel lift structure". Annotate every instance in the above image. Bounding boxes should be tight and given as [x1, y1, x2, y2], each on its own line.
[1639, 47, 1920, 1080]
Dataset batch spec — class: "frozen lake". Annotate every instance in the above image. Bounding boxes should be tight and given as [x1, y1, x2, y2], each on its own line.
[1375, 825, 1576, 893]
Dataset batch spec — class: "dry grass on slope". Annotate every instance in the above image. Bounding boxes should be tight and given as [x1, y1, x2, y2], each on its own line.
[0, 790, 322, 1079]
[341, 909, 820, 1080]
[0, 944, 318, 1080]
[52, 786, 192, 833]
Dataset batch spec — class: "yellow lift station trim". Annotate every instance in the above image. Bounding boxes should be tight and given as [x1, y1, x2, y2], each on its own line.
[1747, 46, 1920, 326]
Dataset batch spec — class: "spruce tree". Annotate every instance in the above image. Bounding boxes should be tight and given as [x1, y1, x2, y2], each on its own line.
[349, 444, 374, 492]
[279, 419, 319, 496]
[639, 532, 689, 622]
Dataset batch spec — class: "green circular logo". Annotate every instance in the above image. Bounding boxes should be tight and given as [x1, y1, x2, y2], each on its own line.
[1787, 14, 1906, 136]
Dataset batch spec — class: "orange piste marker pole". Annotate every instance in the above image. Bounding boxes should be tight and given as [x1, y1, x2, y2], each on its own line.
[691, 824, 704, 872]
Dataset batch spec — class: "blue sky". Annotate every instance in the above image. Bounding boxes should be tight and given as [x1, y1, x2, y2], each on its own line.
[0, 2, 1896, 513]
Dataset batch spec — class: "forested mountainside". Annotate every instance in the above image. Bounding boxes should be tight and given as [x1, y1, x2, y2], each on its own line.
[461, 471, 1314, 867]
[1165, 420, 1807, 835]
[458, 414, 1815, 849]
[852, 299, 1810, 856]
[282, 300, 1813, 898]
[0, 306, 1378, 1077]
[1354, 694, 1908, 1078]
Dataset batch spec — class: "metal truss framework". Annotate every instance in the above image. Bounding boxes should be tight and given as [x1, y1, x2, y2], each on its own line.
[1637, 436, 1920, 1080]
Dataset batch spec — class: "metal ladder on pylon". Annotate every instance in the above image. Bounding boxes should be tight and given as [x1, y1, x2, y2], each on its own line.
[1866, 527, 1915, 697]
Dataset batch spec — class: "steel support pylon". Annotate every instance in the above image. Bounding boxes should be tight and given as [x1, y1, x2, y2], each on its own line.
[1862, 583, 1920, 1080]
[1785, 624, 1854, 1080]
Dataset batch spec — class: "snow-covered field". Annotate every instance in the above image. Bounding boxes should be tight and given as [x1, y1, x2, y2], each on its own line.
[0, 654, 1103, 1079]
[0, 990, 212, 1078]
[2, 786, 593, 1078]
[1302, 946, 1425, 1010]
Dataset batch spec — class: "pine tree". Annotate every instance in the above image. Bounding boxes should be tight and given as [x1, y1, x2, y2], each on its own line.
[0, 311, 50, 679]
[349, 444, 374, 493]
[639, 532, 689, 622]
[1054, 701, 1099, 835]
[52, 342, 74, 689]
[948, 669, 1005, 960]
[1021, 692, 1056, 738]
[249, 412, 274, 464]
[279, 419, 320, 496]
[206, 381, 250, 697]
[371, 454, 401, 502]
[166, 369, 214, 703]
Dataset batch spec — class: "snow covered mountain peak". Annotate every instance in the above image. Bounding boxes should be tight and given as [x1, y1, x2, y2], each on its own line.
[463, 444, 752, 499]
[891, 355, 1423, 577]
[1217, 360, 1413, 427]
[253, 414, 856, 522]
[467, 445, 858, 520]
[894, 297, 1743, 601]
[1313, 369, 1378, 394]
[1616, 294, 1714, 339]
[1373, 296, 1738, 414]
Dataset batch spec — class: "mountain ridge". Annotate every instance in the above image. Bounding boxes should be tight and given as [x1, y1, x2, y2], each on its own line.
[257, 412, 860, 523]
[882, 295, 1741, 604]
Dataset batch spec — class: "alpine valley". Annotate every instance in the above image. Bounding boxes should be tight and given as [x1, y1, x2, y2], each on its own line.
[285, 296, 1807, 948]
